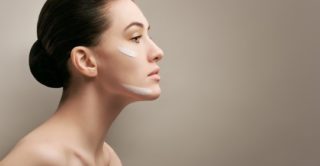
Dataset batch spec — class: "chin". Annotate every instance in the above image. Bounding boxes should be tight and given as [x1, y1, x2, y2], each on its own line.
[122, 83, 161, 102]
[141, 86, 161, 101]
[134, 85, 161, 101]
[146, 90, 161, 100]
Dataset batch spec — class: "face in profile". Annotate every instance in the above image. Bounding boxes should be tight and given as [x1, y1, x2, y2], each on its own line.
[91, 0, 164, 102]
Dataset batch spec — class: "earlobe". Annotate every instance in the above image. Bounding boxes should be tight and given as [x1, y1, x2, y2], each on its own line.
[70, 46, 98, 78]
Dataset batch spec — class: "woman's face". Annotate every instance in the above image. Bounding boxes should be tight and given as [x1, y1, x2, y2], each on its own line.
[92, 0, 164, 101]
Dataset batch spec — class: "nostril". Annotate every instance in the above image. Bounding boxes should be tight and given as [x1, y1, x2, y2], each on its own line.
[154, 56, 161, 62]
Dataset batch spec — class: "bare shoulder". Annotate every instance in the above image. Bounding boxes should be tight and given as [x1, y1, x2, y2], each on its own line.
[104, 143, 123, 166]
[1, 139, 67, 166]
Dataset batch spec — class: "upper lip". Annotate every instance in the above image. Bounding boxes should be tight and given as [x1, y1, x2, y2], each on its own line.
[148, 67, 160, 76]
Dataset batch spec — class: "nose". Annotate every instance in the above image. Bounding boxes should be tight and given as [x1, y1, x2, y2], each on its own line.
[148, 40, 164, 63]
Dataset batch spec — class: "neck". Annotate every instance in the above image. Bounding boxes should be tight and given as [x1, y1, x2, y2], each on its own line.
[52, 83, 130, 155]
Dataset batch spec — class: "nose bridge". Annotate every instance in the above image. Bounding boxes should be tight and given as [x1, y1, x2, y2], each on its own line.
[147, 38, 164, 62]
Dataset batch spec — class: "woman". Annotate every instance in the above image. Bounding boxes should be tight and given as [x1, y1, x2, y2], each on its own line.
[0, 0, 163, 165]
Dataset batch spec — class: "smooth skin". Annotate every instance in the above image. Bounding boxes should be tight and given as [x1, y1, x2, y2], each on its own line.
[0, 0, 163, 165]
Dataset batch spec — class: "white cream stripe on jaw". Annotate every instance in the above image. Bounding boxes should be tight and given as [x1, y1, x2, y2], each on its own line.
[118, 46, 137, 58]
[122, 84, 153, 96]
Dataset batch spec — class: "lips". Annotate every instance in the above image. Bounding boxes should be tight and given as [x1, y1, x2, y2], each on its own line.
[148, 67, 160, 77]
[148, 66, 161, 80]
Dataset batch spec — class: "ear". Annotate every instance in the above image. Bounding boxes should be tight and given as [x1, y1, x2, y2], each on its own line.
[70, 46, 98, 78]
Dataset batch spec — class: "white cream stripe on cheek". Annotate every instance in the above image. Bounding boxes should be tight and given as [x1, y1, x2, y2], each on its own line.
[118, 46, 137, 58]
[122, 84, 153, 96]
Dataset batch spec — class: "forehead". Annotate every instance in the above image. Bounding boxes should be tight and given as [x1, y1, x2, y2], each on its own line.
[106, 0, 149, 30]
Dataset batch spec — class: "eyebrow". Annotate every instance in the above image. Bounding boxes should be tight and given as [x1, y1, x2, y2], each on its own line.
[123, 21, 151, 32]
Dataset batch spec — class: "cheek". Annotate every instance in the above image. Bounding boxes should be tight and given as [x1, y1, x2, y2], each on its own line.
[98, 46, 144, 85]
[96, 45, 156, 97]
[116, 45, 147, 78]
[118, 46, 137, 58]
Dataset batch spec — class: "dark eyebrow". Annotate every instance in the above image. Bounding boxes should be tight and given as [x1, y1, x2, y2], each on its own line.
[123, 21, 151, 32]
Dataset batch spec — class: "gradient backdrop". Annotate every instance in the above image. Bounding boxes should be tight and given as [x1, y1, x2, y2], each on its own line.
[0, 0, 319, 166]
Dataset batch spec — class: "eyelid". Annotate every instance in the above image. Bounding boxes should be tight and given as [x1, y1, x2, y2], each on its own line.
[130, 35, 142, 43]
[129, 31, 153, 43]
[131, 32, 142, 37]
[131, 35, 142, 40]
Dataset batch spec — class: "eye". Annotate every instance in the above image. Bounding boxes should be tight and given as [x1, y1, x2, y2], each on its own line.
[131, 35, 142, 43]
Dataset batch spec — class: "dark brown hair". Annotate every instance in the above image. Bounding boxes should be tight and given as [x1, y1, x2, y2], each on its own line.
[29, 0, 113, 88]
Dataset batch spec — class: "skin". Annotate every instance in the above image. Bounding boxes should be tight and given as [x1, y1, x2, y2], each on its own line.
[0, 0, 163, 165]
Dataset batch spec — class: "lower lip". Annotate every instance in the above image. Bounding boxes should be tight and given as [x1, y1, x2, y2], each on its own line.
[148, 74, 160, 81]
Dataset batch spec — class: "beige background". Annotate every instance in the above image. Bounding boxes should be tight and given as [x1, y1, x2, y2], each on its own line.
[1, 0, 319, 166]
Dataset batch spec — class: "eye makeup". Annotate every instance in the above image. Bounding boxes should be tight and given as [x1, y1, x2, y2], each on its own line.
[122, 84, 153, 96]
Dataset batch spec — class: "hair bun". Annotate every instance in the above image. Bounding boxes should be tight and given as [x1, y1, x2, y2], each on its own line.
[29, 40, 63, 88]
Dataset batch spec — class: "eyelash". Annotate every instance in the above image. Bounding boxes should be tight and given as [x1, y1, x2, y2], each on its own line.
[130, 34, 153, 44]
[131, 35, 142, 43]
